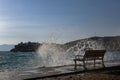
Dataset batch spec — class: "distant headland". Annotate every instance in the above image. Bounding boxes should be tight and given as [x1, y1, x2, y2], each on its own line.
[10, 36, 120, 52]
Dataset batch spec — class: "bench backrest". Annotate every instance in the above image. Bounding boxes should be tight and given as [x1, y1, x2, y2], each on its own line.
[84, 50, 106, 58]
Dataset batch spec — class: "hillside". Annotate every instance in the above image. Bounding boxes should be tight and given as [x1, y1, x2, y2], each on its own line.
[64, 36, 120, 51]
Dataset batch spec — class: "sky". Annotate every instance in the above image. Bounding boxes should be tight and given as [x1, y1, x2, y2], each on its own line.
[0, 0, 120, 44]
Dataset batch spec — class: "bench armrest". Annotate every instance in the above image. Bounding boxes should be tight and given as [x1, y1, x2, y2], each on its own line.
[75, 55, 84, 59]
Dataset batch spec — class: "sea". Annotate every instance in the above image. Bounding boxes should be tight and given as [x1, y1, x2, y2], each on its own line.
[0, 51, 120, 72]
[0, 52, 38, 72]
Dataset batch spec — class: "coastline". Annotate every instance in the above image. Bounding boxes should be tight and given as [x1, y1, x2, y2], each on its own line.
[0, 65, 119, 80]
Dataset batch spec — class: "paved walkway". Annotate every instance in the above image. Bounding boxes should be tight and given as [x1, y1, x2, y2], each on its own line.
[0, 61, 119, 80]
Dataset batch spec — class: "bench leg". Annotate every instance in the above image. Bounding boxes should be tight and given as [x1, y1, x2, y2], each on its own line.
[83, 60, 87, 70]
[94, 59, 95, 68]
[74, 60, 77, 70]
[102, 58, 105, 67]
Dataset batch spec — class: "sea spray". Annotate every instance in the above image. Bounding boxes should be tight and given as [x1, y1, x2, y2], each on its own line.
[37, 43, 73, 67]
[66, 39, 105, 55]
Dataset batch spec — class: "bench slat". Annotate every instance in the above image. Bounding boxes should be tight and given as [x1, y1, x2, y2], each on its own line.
[85, 50, 106, 58]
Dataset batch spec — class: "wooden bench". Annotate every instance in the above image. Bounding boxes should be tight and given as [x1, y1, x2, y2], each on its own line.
[74, 50, 106, 70]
